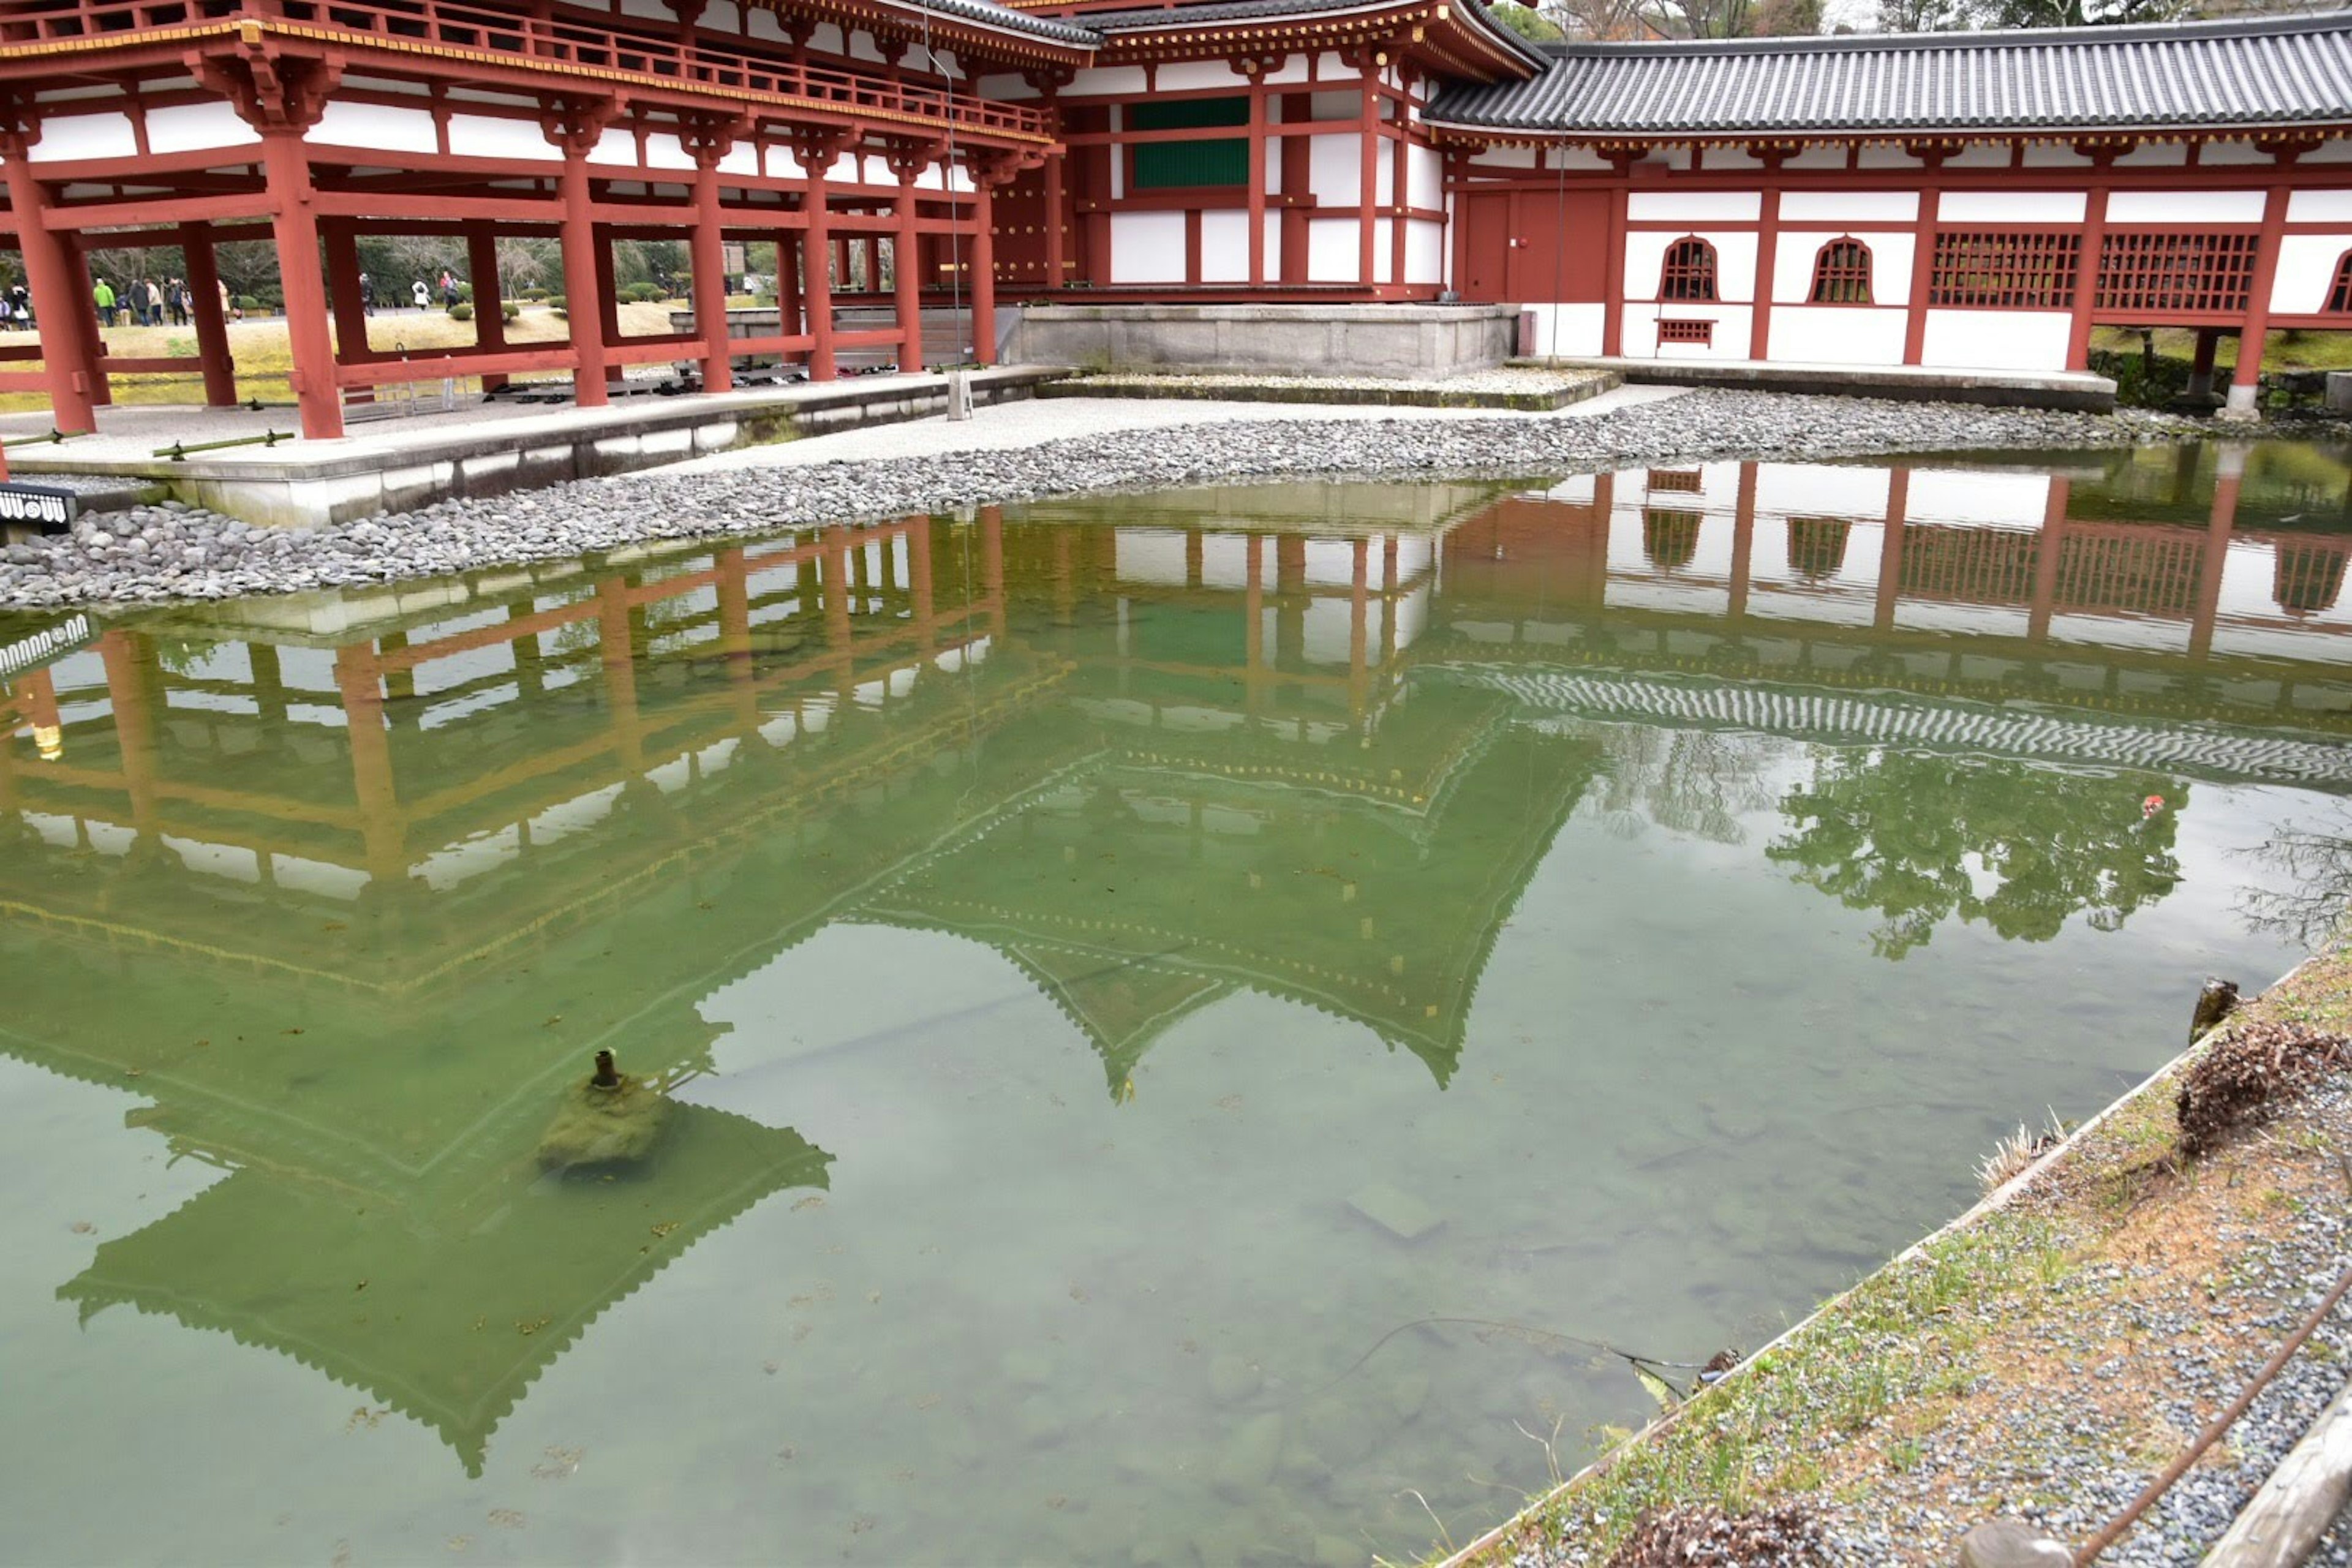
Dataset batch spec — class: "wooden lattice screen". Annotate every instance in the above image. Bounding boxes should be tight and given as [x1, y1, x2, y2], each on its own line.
[2327, 252, 2352, 313]
[1809, 240, 1873, 304]
[1647, 468, 1704, 492]
[2093, 232, 2260, 315]
[1656, 318, 1714, 345]
[1643, 508, 1703, 572]
[1927, 232, 2081, 309]
[1659, 239, 1718, 301]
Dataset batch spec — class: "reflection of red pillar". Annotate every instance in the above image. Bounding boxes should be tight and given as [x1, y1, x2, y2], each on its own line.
[1728, 462, 1757, 624]
[1052, 529, 1074, 626]
[97, 631, 159, 835]
[717, 546, 758, 729]
[824, 527, 855, 695]
[1244, 535, 1265, 720]
[2192, 462, 2241, 662]
[262, 129, 344, 439]
[909, 518, 937, 655]
[981, 506, 1005, 640]
[334, 643, 406, 883]
[598, 579, 644, 772]
[1875, 468, 1909, 633]
[2028, 477, 2070, 643]
[181, 225, 239, 408]
[559, 149, 611, 408]
[1380, 536, 1399, 668]
[4, 146, 99, 431]
[1349, 537, 1370, 719]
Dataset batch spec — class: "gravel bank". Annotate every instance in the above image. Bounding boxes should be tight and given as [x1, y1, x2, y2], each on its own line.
[0, 390, 2196, 609]
[1468, 947, 2352, 1568]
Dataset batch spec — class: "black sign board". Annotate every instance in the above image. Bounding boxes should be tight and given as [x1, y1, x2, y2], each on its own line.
[0, 611, 94, 684]
[0, 482, 78, 532]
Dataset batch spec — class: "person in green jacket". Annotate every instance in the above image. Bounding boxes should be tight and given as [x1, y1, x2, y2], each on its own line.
[92, 277, 116, 329]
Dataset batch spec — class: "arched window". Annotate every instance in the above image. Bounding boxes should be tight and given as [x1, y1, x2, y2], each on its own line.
[2328, 250, 2352, 313]
[1810, 238, 1874, 304]
[1659, 238, 1717, 301]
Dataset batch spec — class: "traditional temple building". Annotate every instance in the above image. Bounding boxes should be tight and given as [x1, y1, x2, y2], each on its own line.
[7, 4, 2352, 442]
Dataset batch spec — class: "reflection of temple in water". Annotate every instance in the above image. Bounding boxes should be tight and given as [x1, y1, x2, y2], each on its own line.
[4, 454, 2352, 1468]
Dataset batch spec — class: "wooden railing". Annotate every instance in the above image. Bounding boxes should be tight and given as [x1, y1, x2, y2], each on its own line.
[0, 0, 1054, 138]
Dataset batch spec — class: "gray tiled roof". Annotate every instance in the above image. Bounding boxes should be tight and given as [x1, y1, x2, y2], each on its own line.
[1076, 0, 1548, 69]
[884, 0, 1101, 47]
[1425, 12, 2352, 137]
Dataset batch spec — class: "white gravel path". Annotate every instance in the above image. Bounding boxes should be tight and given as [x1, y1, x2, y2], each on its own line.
[658, 383, 1690, 475]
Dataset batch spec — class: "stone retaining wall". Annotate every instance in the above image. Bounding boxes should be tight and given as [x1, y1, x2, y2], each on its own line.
[1009, 304, 1520, 379]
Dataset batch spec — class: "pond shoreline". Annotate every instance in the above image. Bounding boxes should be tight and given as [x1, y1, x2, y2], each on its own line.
[1446, 943, 2352, 1568]
[0, 390, 2204, 610]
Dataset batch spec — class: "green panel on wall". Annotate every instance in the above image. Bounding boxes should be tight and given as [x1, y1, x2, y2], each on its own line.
[1131, 96, 1249, 189]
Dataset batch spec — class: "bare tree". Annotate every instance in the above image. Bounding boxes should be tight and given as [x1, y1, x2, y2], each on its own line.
[1542, 0, 1656, 36]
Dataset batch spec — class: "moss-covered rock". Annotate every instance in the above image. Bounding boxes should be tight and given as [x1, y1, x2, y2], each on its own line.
[537, 1066, 669, 1173]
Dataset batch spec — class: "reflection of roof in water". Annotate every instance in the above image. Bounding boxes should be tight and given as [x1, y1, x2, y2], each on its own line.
[60, 1101, 831, 1477]
[1448, 663, 2352, 791]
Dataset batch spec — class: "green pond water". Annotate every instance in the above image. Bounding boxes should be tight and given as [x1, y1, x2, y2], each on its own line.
[5, 442, 2352, 1566]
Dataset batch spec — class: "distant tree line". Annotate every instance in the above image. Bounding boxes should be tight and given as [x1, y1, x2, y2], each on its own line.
[1493, 0, 2325, 45]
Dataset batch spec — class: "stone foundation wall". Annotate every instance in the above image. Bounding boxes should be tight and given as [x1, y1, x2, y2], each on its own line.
[1009, 304, 1520, 379]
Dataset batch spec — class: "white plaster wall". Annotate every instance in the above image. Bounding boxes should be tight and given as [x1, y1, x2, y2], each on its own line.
[1771, 230, 1915, 305]
[2290, 190, 2352, 223]
[146, 100, 262, 154]
[1375, 148, 1394, 205]
[25, 113, 136, 163]
[1309, 89, 1358, 121]
[1918, 309, 2070, 371]
[1946, 146, 2013, 170]
[1158, 61, 1244, 91]
[2271, 234, 2352, 314]
[2309, 140, 2352, 164]
[846, 29, 887, 64]
[640, 132, 697, 172]
[717, 144, 756, 178]
[1701, 145, 1764, 172]
[1626, 190, 1762, 222]
[1307, 217, 1363, 283]
[2022, 143, 2094, 168]
[1766, 306, 1908, 365]
[1787, 147, 1848, 171]
[2114, 142, 2190, 168]
[1408, 144, 1442, 209]
[1472, 146, 1537, 169]
[2106, 189, 2264, 223]
[1624, 228, 1758, 301]
[807, 23, 843, 54]
[1262, 56, 1311, 86]
[1068, 66, 1148, 96]
[589, 126, 637, 167]
[1406, 218, 1445, 285]
[1779, 190, 1917, 223]
[1622, 303, 1755, 360]
[1521, 303, 1604, 356]
[1309, 133, 1360, 205]
[1200, 210, 1250, 284]
[1856, 146, 1921, 171]
[437, 116, 557, 165]
[2201, 140, 2274, 165]
[1110, 211, 1187, 284]
[1558, 146, 1613, 172]
[1939, 189, 2086, 222]
[975, 73, 1038, 100]
[1373, 219, 1395, 284]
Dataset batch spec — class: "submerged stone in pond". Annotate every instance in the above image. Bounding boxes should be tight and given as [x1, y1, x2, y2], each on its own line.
[537, 1068, 670, 1172]
[1346, 1181, 1444, 1242]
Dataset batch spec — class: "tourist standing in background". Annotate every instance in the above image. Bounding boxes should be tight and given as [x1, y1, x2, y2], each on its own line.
[411, 278, 429, 311]
[91, 277, 116, 329]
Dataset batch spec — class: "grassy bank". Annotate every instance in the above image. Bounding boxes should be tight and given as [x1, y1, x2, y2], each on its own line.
[1446, 942, 2352, 1566]
[0, 301, 685, 413]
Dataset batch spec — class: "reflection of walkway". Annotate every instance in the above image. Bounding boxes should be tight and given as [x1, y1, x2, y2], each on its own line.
[1458, 663, 2352, 790]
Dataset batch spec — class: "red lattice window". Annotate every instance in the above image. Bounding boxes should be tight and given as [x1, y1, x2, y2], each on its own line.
[2326, 252, 2352, 313]
[1809, 239, 1874, 304]
[2094, 231, 2260, 315]
[1659, 238, 1718, 301]
[1648, 468, 1703, 492]
[1657, 318, 1714, 345]
[1927, 231, 2081, 309]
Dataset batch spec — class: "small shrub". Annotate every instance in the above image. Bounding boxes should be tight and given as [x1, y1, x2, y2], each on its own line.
[519, 287, 550, 301]
[235, 295, 261, 313]
[618, 281, 665, 304]
[501, 301, 522, 322]
[447, 302, 475, 320]
[546, 295, 566, 312]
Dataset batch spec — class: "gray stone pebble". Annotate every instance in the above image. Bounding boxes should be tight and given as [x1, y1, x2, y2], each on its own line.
[0, 390, 2198, 609]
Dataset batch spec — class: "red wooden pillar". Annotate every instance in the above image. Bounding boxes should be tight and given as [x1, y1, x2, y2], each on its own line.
[180, 224, 239, 408]
[2228, 182, 2293, 418]
[261, 129, 344, 440]
[1601, 170, 1627, 356]
[2067, 181, 2110, 372]
[1, 144, 98, 432]
[1903, 177, 1941, 367]
[689, 146, 734, 393]
[889, 145, 929, 372]
[557, 148, 609, 407]
[323, 219, 372, 401]
[776, 224, 804, 342]
[790, 130, 846, 382]
[972, 155, 1014, 368]
[1387, 97, 1409, 293]
[2188, 328, 2222, 398]
[1357, 69, 1380, 290]
[467, 224, 510, 392]
[1044, 145, 1068, 292]
[1281, 96, 1311, 283]
[1749, 166, 1782, 361]
[1245, 71, 1268, 288]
